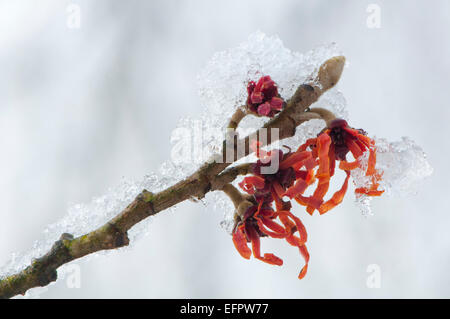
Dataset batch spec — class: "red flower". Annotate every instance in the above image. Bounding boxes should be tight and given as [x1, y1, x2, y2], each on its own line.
[232, 199, 310, 279]
[239, 148, 295, 206]
[233, 76, 383, 279]
[235, 144, 310, 278]
[246, 76, 284, 117]
[282, 118, 384, 215]
[232, 112, 384, 280]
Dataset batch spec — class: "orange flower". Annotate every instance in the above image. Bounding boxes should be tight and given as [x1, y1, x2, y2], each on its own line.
[232, 200, 310, 279]
[283, 118, 384, 215]
[238, 147, 296, 210]
[233, 118, 384, 280]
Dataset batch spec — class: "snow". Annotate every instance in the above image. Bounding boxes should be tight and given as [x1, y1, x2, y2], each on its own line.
[351, 137, 433, 216]
[0, 32, 433, 295]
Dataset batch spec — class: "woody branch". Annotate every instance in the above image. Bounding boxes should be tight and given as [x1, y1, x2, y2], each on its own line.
[0, 56, 345, 299]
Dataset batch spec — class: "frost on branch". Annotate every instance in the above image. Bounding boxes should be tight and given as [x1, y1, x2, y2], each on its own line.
[0, 174, 167, 290]
[0, 31, 433, 296]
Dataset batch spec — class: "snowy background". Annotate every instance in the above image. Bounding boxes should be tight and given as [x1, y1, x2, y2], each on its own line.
[0, 0, 447, 298]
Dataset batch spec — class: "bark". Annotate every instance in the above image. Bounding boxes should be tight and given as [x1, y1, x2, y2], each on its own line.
[0, 56, 345, 299]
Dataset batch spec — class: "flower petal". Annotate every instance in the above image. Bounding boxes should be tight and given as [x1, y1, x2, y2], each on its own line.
[298, 245, 310, 280]
[257, 216, 288, 238]
[297, 138, 317, 152]
[269, 97, 284, 111]
[238, 176, 266, 194]
[280, 151, 311, 170]
[315, 133, 332, 181]
[365, 146, 377, 176]
[251, 91, 263, 104]
[247, 225, 283, 266]
[272, 181, 285, 199]
[284, 178, 308, 198]
[319, 171, 351, 214]
[232, 224, 251, 259]
[346, 139, 363, 159]
[257, 102, 272, 116]
[339, 160, 360, 170]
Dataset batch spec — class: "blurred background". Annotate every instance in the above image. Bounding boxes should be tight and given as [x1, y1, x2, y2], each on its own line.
[0, 0, 448, 298]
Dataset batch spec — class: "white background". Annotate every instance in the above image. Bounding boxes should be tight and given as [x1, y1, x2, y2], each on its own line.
[0, 0, 447, 298]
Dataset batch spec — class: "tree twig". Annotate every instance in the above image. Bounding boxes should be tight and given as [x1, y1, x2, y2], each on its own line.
[228, 107, 247, 130]
[0, 56, 345, 299]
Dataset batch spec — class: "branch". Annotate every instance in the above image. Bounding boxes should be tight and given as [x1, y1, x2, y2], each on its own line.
[228, 107, 247, 130]
[0, 56, 345, 299]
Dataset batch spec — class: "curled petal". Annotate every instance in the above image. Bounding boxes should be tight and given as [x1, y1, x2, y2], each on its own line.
[278, 211, 309, 280]
[319, 171, 351, 214]
[254, 201, 282, 237]
[298, 245, 310, 280]
[365, 146, 377, 176]
[355, 132, 373, 146]
[293, 156, 316, 171]
[305, 169, 316, 184]
[297, 138, 317, 152]
[272, 181, 285, 199]
[316, 133, 332, 181]
[258, 253, 284, 266]
[271, 188, 285, 211]
[238, 176, 266, 194]
[257, 102, 272, 116]
[280, 151, 311, 170]
[284, 178, 308, 198]
[354, 134, 377, 176]
[347, 139, 363, 159]
[247, 225, 283, 266]
[356, 139, 367, 153]
[295, 194, 324, 215]
[257, 209, 276, 218]
[257, 217, 287, 238]
[339, 160, 360, 170]
[232, 225, 251, 259]
[304, 133, 332, 214]
[250, 91, 263, 104]
[278, 215, 304, 247]
[343, 126, 363, 138]
[295, 195, 322, 210]
[270, 97, 284, 111]
[306, 182, 329, 215]
[278, 210, 308, 245]
[278, 213, 295, 233]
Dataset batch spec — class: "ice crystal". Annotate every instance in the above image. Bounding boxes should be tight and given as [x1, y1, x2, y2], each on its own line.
[352, 136, 433, 215]
[375, 136, 433, 195]
[1, 31, 433, 297]
[0, 173, 176, 285]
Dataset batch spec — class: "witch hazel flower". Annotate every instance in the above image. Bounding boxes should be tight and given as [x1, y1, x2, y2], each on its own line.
[246, 75, 285, 117]
[283, 117, 384, 215]
[0, 32, 434, 298]
[231, 104, 387, 279]
[232, 200, 310, 278]
[233, 145, 310, 279]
